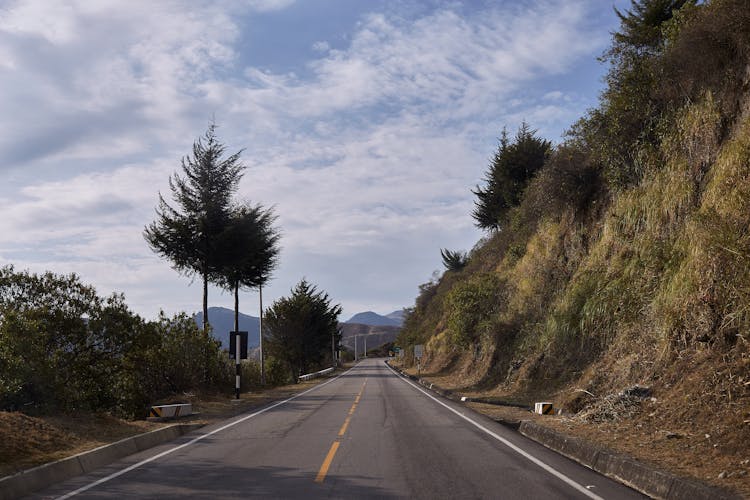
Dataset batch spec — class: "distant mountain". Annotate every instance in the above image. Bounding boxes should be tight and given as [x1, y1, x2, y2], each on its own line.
[339, 323, 400, 355]
[345, 311, 400, 327]
[385, 309, 405, 327]
[194, 307, 404, 353]
[194, 307, 260, 350]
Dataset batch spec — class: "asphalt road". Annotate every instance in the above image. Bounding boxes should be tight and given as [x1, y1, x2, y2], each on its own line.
[31, 358, 646, 499]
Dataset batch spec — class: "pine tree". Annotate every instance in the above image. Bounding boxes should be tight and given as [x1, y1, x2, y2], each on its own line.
[213, 203, 281, 332]
[144, 123, 244, 346]
[264, 280, 342, 383]
[472, 123, 551, 231]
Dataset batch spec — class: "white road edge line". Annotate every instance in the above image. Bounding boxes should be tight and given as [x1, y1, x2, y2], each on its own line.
[384, 362, 604, 500]
[56, 367, 356, 499]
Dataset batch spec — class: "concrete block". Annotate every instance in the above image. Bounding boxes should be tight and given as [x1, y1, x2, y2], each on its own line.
[0, 455, 83, 500]
[519, 421, 600, 468]
[594, 450, 674, 499]
[134, 425, 181, 451]
[667, 477, 742, 500]
[77, 437, 139, 473]
[178, 423, 204, 435]
[0, 422, 204, 500]
[516, 420, 738, 500]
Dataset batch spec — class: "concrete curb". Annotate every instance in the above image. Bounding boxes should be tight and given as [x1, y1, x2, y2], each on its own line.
[0, 423, 204, 500]
[518, 420, 740, 500]
[385, 361, 740, 500]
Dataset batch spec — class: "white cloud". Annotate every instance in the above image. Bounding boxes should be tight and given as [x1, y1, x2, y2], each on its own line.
[0, 0, 615, 318]
[312, 41, 330, 53]
[243, 0, 296, 12]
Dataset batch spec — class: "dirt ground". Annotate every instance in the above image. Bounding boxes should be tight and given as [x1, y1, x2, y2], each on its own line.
[399, 359, 750, 499]
[0, 375, 335, 478]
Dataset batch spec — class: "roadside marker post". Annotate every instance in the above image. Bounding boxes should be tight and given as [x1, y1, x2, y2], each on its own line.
[230, 331, 248, 399]
[414, 344, 424, 376]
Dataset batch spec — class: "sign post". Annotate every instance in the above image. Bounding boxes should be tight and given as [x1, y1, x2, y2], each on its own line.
[230, 331, 248, 399]
[414, 344, 424, 376]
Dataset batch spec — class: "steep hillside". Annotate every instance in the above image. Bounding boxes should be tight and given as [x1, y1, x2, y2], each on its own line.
[397, 1, 750, 494]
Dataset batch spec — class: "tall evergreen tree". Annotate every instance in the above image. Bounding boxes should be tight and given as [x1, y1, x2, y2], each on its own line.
[213, 203, 281, 332]
[472, 123, 551, 231]
[264, 280, 341, 383]
[144, 123, 245, 344]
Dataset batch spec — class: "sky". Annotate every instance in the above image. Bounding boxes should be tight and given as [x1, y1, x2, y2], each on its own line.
[0, 0, 629, 322]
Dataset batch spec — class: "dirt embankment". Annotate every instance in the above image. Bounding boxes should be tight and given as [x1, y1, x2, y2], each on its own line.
[398, 347, 750, 499]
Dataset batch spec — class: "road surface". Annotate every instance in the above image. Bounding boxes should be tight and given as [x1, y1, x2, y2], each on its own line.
[31, 358, 645, 499]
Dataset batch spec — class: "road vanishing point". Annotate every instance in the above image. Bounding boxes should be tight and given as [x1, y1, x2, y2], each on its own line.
[31, 358, 645, 499]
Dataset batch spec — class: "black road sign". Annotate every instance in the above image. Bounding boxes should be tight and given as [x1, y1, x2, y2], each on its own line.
[230, 331, 248, 360]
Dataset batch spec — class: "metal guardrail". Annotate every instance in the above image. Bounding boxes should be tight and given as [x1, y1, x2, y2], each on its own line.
[299, 366, 334, 381]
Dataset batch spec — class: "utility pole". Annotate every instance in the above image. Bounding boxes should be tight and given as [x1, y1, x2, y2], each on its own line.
[259, 285, 265, 385]
[364, 335, 367, 358]
[331, 331, 336, 368]
[354, 335, 358, 361]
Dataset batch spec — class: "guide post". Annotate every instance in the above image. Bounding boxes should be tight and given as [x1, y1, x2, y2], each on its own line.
[230, 331, 248, 399]
[414, 344, 424, 376]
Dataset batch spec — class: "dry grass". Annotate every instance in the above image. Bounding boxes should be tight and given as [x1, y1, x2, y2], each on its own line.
[0, 412, 163, 476]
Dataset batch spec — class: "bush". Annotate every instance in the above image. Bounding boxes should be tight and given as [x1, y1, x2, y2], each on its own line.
[0, 267, 149, 413]
[264, 356, 292, 386]
[0, 266, 230, 418]
[529, 145, 603, 217]
[444, 274, 503, 347]
[657, 0, 750, 123]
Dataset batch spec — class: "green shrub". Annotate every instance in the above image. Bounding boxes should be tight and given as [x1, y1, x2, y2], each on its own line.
[264, 356, 291, 386]
[444, 274, 503, 348]
[0, 266, 230, 418]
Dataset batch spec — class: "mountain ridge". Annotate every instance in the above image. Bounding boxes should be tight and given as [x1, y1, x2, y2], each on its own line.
[345, 310, 402, 327]
[194, 307, 260, 350]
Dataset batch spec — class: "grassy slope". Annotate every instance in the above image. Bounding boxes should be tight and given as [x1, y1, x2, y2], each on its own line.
[403, 97, 750, 495]
[398, 3, 750, 495]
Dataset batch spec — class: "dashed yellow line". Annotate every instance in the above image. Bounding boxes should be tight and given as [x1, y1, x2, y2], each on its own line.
[338, 417, 351, 437]
[314, 442, 340, 483]
[314, 380, 367, 483]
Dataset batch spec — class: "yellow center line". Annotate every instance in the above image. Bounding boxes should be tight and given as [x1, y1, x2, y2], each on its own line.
[314, 379, 367, 484]
[314, 442, 340, 483]
[338, 416, 351, 437]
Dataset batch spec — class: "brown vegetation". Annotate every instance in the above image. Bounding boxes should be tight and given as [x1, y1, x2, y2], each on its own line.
[397, 1, 750, 496]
